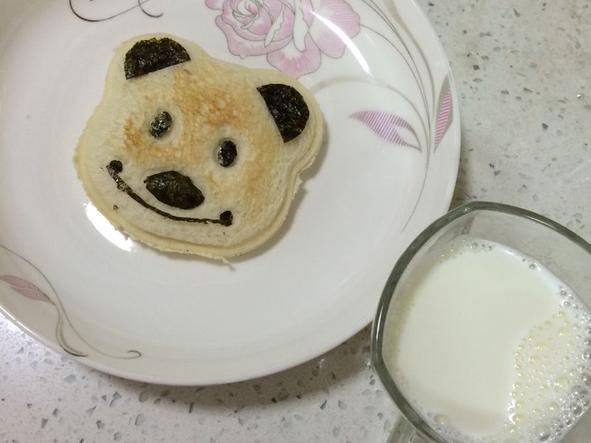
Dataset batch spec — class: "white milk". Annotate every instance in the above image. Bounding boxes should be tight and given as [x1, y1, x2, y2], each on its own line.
[385, 237, 591, 442]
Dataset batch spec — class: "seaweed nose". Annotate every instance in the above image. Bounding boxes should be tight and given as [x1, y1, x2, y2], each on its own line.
[144, 171, 204, 209]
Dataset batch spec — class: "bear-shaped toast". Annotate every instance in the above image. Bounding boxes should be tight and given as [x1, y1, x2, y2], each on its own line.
[75, 34, 323, 259]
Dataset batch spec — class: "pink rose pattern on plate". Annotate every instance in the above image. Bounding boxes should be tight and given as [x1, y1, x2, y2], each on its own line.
[205, 0, 361, 77]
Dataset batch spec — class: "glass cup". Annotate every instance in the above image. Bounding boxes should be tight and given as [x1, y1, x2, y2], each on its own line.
[371, 201, 591, 443]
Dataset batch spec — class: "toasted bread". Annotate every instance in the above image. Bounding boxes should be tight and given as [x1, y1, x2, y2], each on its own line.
[75, 34, 323, 259]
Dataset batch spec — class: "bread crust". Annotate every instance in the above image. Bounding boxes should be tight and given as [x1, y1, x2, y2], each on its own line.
[75, 34, 323, 259]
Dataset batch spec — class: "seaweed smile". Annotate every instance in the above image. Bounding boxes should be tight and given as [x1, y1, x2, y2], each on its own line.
[106, 160, 233, 226]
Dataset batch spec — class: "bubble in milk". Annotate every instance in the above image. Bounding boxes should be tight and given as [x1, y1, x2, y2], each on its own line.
[571, 385, 588, 398]
[499, 295, 591, 441]
[536, 426, 551, 441]
[572, 404, 584, 416]
[433, 414, 448, 427]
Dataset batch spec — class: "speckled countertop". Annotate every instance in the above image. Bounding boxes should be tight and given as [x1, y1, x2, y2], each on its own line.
[2, 1, 591, 442]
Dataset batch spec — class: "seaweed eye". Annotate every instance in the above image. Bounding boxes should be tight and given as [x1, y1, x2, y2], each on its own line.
[150, 111, 172, 138]
[217, 140, 237, 167]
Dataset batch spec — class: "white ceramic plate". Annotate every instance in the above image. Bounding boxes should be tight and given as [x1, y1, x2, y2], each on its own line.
[0, 0, 459, 384]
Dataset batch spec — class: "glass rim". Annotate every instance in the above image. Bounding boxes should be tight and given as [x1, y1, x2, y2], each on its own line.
[370, 200, 591, 442]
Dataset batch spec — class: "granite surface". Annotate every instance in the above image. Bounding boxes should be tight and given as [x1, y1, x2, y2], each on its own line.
[1, 1, 591, 442]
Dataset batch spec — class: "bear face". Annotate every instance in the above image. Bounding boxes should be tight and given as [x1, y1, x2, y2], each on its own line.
[75, 35, 323, 259]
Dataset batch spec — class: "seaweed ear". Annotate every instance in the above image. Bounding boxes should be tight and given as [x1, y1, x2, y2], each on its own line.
[257, 84, 310, 142]
[124, 38, 190, 79]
